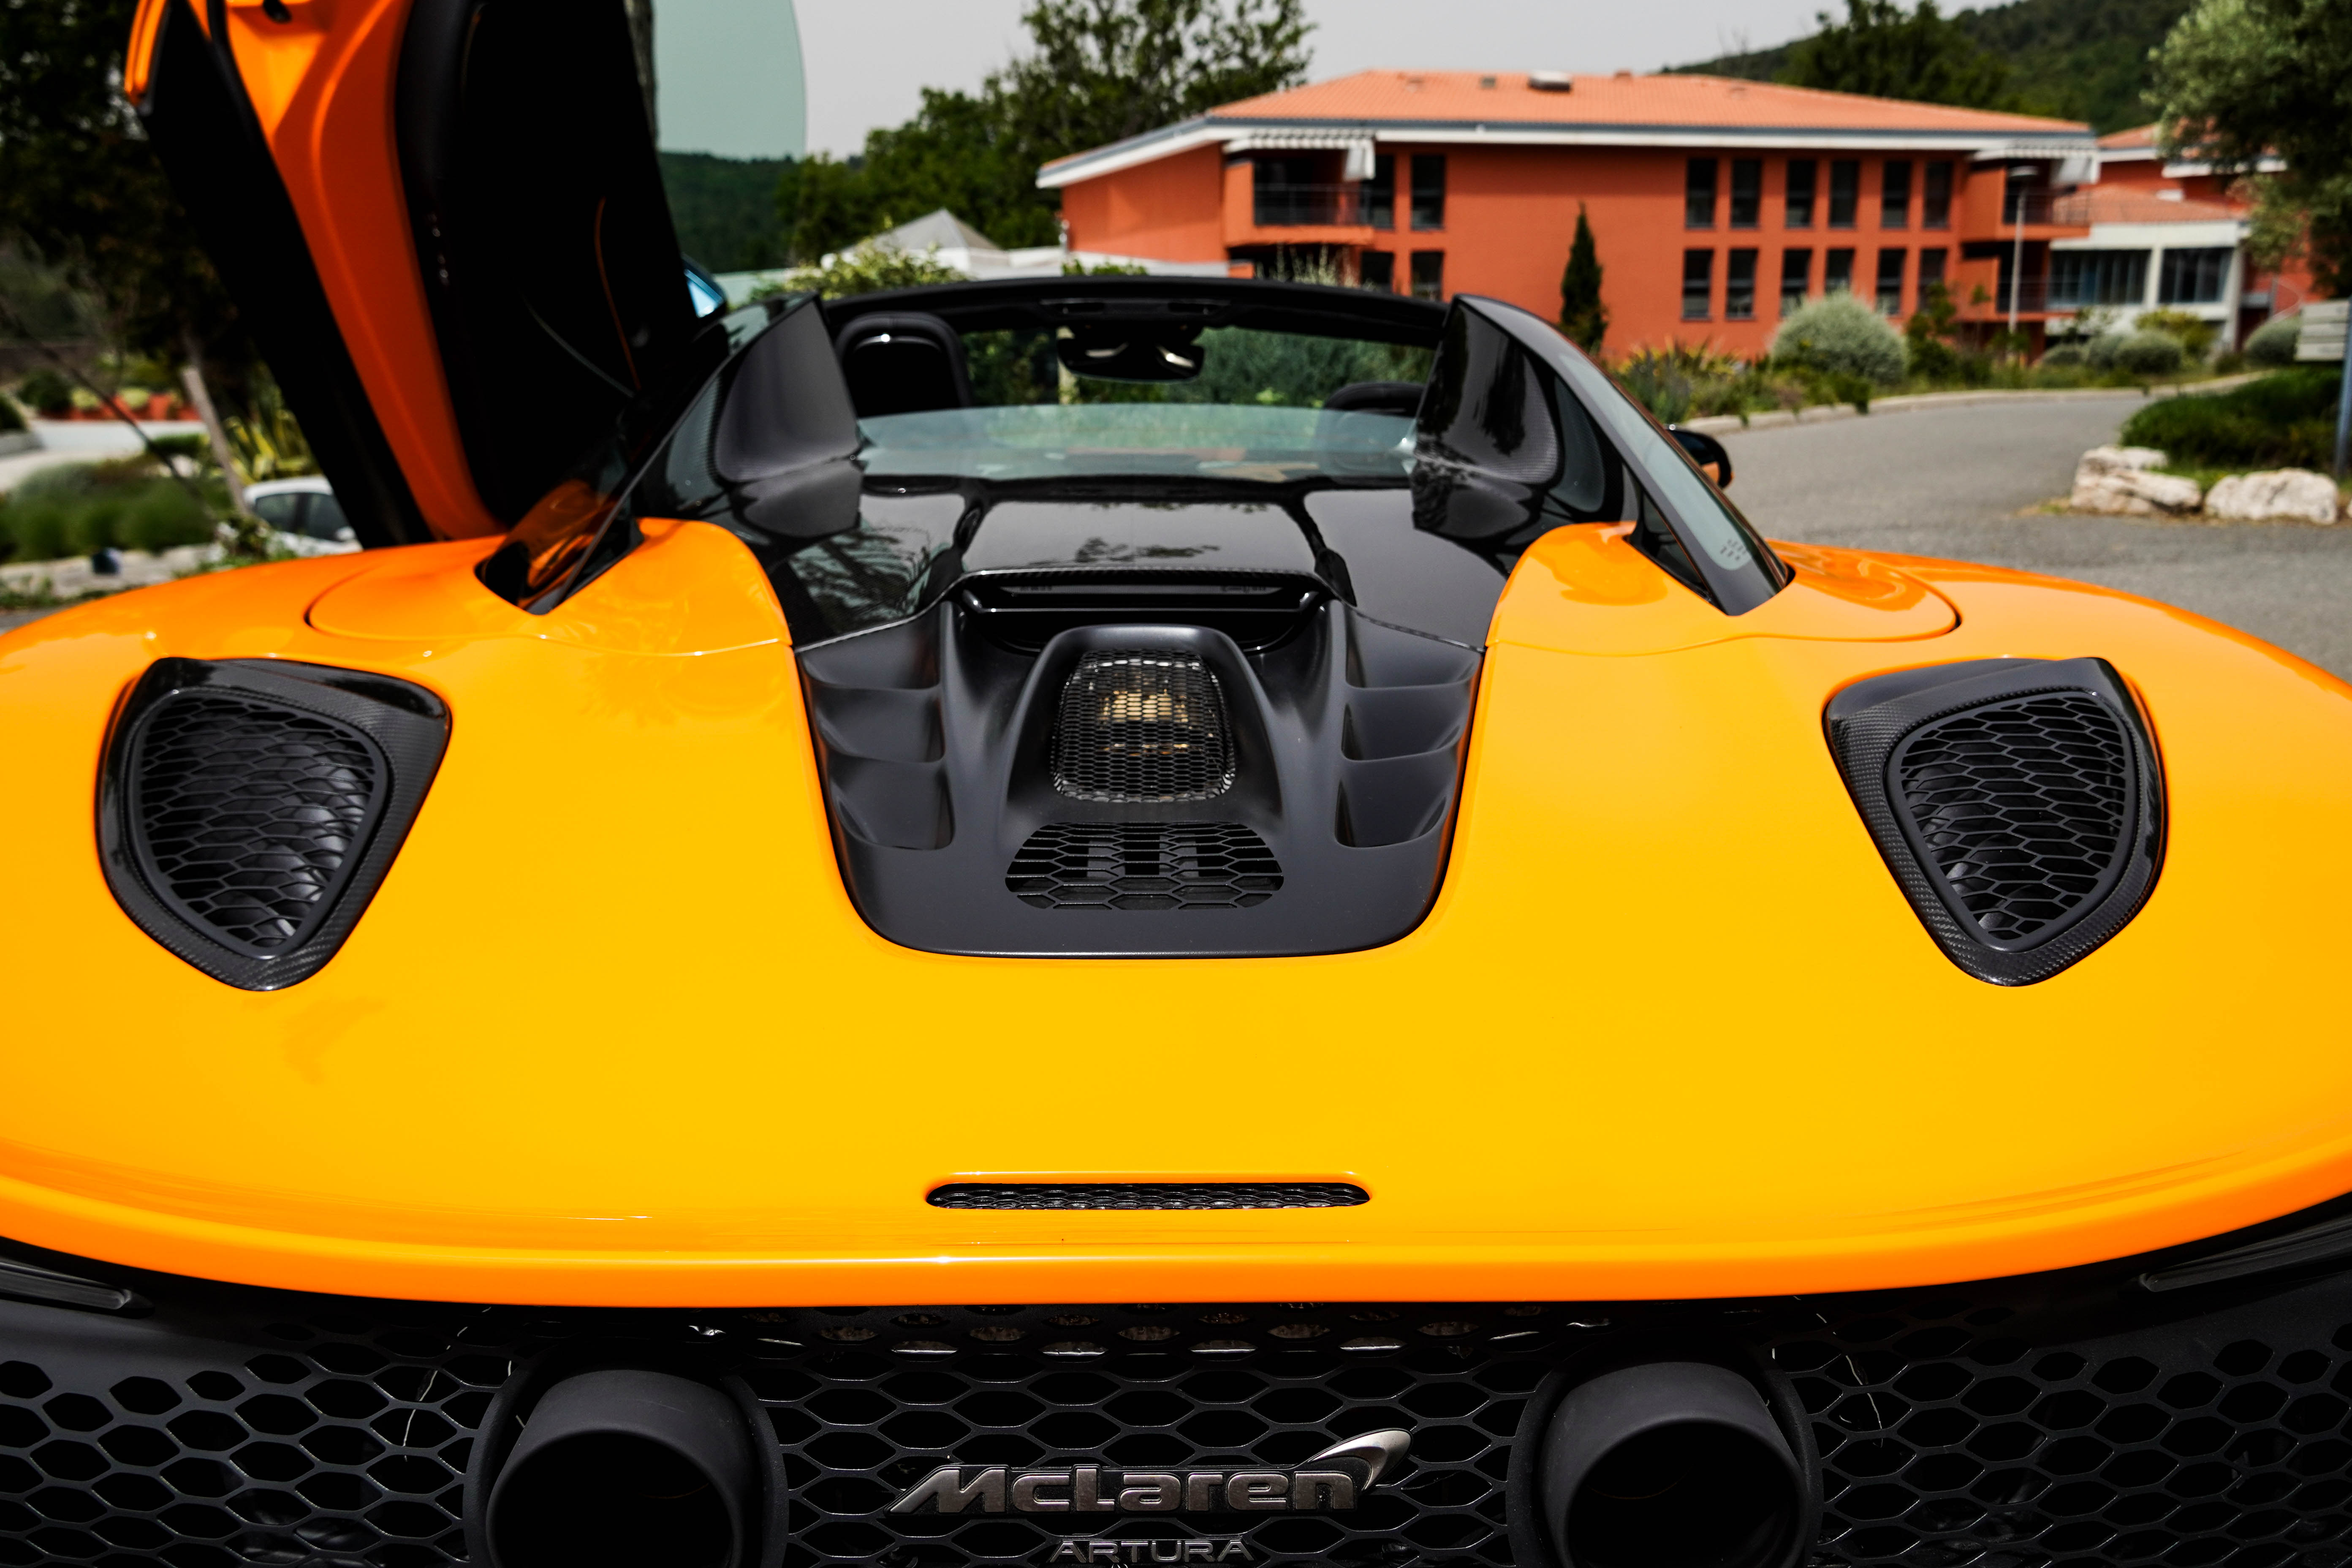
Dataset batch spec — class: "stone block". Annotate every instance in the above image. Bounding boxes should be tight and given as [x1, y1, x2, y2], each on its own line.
[2204, 468, 2343, 525]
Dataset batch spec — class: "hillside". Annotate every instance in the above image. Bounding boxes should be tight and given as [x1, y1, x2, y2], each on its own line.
[658, 151, 795, 273]
[1671, 0, 2196, 133]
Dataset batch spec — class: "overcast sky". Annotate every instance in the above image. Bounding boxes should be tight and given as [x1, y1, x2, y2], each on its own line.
[793, 0, 1833, 156]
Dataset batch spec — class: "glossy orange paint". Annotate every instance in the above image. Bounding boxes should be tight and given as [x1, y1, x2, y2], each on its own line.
[4, 526, 2352, 1307]
[128, 0, 502, 538]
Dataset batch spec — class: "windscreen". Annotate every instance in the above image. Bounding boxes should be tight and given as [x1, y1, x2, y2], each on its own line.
[858, 326, 1434, 483]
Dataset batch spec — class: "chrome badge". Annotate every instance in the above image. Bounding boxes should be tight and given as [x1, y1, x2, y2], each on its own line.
[887, 1430, 1411, 1516]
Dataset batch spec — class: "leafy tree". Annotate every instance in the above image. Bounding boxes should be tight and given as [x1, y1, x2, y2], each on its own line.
[659, 152, 794, 271]
[2151, 0, 2352, 292]
[1904, 278, 1961, 378]
[0, 0, 241, 379]
[1557, 205, 1606, 353]
[781, 0, 1311, 263]
[1781, 0, 2010, 109]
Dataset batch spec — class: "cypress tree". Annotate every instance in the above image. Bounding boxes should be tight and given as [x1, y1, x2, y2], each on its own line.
[1559, 205, 1608, 354]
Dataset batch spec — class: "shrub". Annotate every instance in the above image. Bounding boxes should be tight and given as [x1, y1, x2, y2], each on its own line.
[2041, 343, 2086, 368]
[2246, 314, 2301, 368]
[0, 392, 21, 433]
[15, 367, 72, 416]
[2120, 366, 2342, 468]
[0, 459, 218, 563]
[1771, 291, 1906, 385]
[2135, 308, 2216, 361]
[2115, 331, 2186, 377]
[2084, 332, 2129, 370]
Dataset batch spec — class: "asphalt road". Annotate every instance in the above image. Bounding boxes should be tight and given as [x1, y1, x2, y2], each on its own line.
[1722, 393, 2352, 680]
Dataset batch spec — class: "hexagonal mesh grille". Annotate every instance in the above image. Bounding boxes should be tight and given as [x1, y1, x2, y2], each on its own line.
[1784, 1294, 2352, 1565]
[1892, 693, 2131, 946]
[129, 693, 385, 955]
[0, 1312, 506, 1568]
[1051, 653, 1232, 803]
[13, 1281, 2352, 1567]
[1006, 823, 1282, 910]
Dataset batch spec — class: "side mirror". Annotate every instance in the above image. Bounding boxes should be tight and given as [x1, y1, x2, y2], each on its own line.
[1670, 426, 1734, 489]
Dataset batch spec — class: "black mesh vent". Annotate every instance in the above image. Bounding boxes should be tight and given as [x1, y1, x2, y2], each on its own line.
[928, 1184, 1370, 1211]
[100, 659, 450, 990]
[1051, 651, 1232, 802]
[1825, 658, 2164, 986]
[129, 693, 387, 956]
[1006, 823, 1281, 910]
[1892, 693, 2132, 946]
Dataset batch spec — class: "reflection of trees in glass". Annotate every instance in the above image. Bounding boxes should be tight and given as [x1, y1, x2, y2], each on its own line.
[961, 328, 1433, 411]
[782, 517, 954, 638]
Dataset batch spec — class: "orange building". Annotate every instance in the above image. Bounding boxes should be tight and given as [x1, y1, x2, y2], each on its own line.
[1040, 71, 2108, 355]
[2092, 123, 2315, 342]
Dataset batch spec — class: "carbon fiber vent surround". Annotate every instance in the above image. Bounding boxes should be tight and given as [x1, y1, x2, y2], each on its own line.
[1828, 657, 2164, 986]
[927, 1183, 1369, 1210]
[100, 659, 450, 991]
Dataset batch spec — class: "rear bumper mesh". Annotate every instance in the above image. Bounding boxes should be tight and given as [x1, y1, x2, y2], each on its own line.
[4, 1254, 2352, 1566]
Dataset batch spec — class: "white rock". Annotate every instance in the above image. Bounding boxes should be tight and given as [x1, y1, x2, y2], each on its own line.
[2204, 468, 2343, 525]
[2076, 445, 2169, 479]
[2071, 469, 2204, 516]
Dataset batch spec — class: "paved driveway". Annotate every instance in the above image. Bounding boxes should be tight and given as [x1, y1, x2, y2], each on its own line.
[1722, 393, 2352, 680]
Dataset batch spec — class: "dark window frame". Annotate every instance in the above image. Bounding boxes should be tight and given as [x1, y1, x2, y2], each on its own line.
[1828, 160, 1860, 229]
[1682, 248, 1715, 319]
[1919, 247, 1949, 298]
[1409, 155, 1446, 231]
[1726, 247, 1758, 320]
[1881, 160, 1912, 229]
[1686, 158, 1719, 229]
[1729, 159, 1762, 229]
[1785, 160, 1817, 229]
[2157, 246, 2232, 305]
[1359, 250, 1396, 292]
[1779, 247, 1812, 315]
[1875, 247, 1907, 314]
[1409, 248, 1445, 300]
[1825, 246, 1856, 295]
[1922, 163, 1953, 229]
[1364, 154, 1396, 231]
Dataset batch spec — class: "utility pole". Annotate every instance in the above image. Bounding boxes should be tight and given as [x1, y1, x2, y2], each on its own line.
[2007, 164, 2035, 347]
[2337, 310, 2350, 479]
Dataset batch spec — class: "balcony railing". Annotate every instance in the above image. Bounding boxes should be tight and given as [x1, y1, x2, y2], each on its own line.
[1999, 190, 2063, 226]
[1252, 184, 1367, 227]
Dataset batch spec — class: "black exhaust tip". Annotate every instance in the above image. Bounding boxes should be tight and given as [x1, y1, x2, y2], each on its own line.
[1540, 1361, 1803, 1568]
[486, 1370, 760, 1568]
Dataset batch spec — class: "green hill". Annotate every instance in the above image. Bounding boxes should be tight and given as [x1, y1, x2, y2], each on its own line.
[1671, 0, 2196, 133]
[658, 151, 795, 273]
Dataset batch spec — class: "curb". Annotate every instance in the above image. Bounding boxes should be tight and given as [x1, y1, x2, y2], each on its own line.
[1688, 372, 2268, 438]
[0, 431, 37, 457]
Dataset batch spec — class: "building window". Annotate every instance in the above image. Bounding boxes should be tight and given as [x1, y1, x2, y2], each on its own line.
[1359, 250, 1395, 292]
[1785, 160, 1817, 228]
[2002, 167, 2042, 225]
[1685, 159, 1719, 228]
[1727, 249, 1758, 319]
[1876, 248, 1906, 314]
[1922, 163, 1953, 229]
[1253, 155, 1331, 226]
[1683, 249, 1714, 319]
[1920, 247, 1948, 299]
[1364, 155, 1395, 230]
[1409, 250, 1445, 299]
[1829, 160, 1860, 228]
[1825, 247, 1855, 295]
[1730, 159, 1762, 228]
[2050, 249, 2151, 307]
[1780, 247, 1812, 314]
[1410, 157, 1446, 230]
[1882, 161, 1912, 229]
[2158, 246, 2232, 304]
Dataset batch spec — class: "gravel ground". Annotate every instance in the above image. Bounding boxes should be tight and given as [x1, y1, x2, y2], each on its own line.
[1722, 393, 2352, 680]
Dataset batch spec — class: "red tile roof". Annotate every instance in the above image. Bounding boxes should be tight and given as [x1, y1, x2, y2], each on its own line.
[1207, 70, 2088, 135]
[2100, 123, 2161, 151]
[2051, 187, 2243, 224]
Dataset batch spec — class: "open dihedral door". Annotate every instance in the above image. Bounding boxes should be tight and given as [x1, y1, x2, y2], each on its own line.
[129, 0, 697, 546]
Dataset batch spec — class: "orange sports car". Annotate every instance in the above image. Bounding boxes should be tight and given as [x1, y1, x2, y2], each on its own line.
[2, 3, 2350, 1567]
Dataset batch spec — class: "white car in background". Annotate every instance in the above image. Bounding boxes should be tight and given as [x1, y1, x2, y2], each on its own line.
[242, 475, 360, 554]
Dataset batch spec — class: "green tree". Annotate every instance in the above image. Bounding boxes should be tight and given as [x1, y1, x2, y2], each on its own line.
[1557, 205, 1606, 353]
[781, 0, 1312, 263]
[0, 0, 239, 372]
[1782, 0, 2010, 108]
[2151, 0, 2352, 292]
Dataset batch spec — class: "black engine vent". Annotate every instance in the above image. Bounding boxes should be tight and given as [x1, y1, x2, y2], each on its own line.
[1828, 657, 2164, 986]
[1051, 649, 1231, 801]
[1006, 822, 1282, 910]
[100, 659, 450, 991]
[928, 1182, 1369, 1210]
